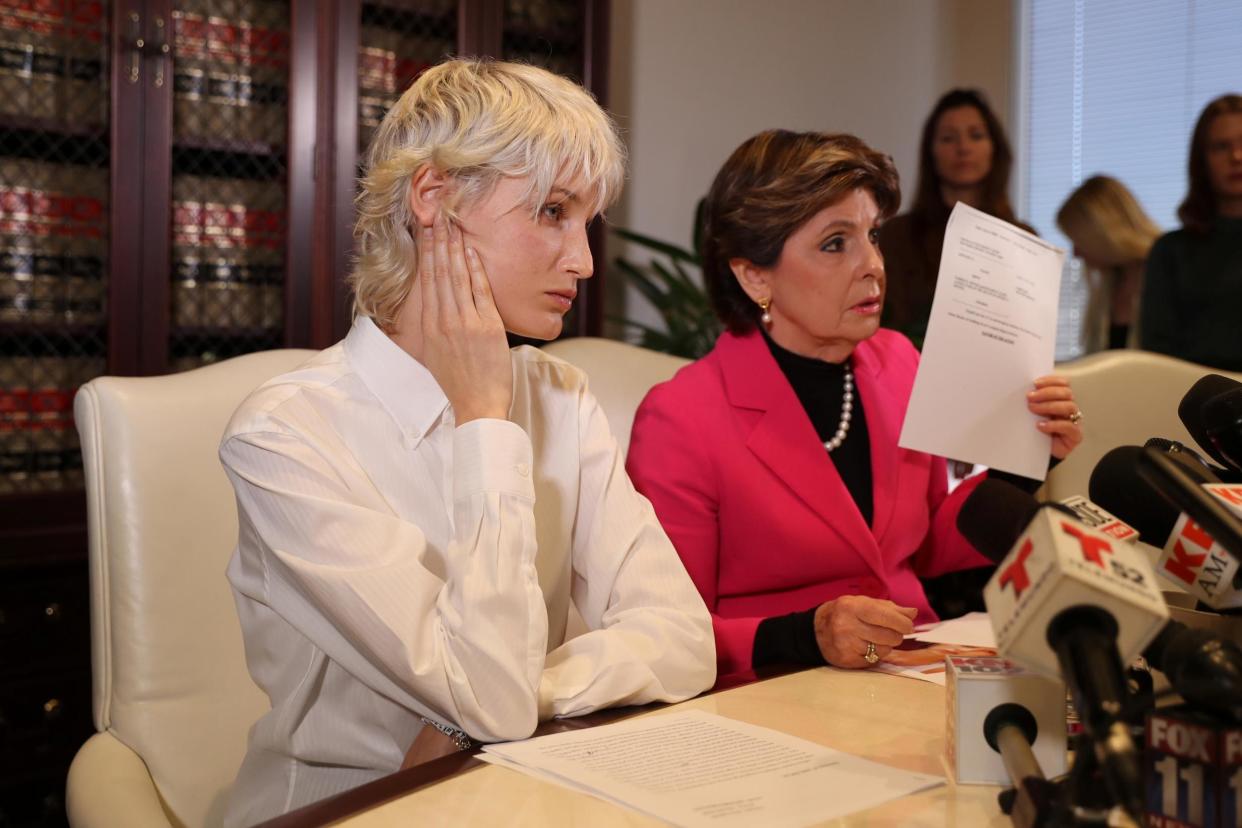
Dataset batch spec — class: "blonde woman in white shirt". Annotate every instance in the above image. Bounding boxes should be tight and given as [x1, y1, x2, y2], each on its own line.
[220, 59, 715, 826]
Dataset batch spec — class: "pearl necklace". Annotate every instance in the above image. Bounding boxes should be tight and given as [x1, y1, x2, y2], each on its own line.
[824, 362, 854, 452]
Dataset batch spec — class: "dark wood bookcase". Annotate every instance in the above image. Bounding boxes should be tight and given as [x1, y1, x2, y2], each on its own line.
[0, 1, 608, 823]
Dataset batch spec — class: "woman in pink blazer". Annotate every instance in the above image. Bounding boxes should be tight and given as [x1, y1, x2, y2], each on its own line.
[626, 131, 1083, 678]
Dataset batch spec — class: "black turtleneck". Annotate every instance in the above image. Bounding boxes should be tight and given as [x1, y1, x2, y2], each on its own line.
[751, 331, 873, 669]
[761, 331, 874, 525]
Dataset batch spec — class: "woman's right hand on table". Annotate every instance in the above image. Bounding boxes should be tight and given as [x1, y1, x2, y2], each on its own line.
[813, 595, 917, 669]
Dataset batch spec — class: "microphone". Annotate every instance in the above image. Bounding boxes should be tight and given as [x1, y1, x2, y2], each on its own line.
[1136, 447, 1242, 565]
[945, 655, 1067, 786]
[1058, 495, 1140, 544]
[1144, 436, 1235, 483]
[1179, 375, 1242, 473]
[962, 479, 1169, 821]
[1146, 707, 1242, 827]
[1090, 447, 1242, 610]
[1142, 620, 1242, 724]
[1203, 387, 1242, 475]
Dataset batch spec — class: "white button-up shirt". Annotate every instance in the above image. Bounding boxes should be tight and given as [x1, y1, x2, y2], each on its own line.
[221, 317, 715, 826]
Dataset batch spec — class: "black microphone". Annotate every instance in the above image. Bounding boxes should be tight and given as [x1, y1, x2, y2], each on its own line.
[1089, 446, 1185, 546]
[957, 478, 1043, 563]
[1142, 619, 1242, 723]
[1179, 375, 1242, 473]
[1090, 446, 1242, 607]
[1143, 436, 1232, 482]
[983, 703, 1053, 827]
[1136, 447, 1242, 566]
[1203, 386, 1242, 475]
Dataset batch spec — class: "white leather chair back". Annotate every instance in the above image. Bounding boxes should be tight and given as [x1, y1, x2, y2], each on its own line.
[1043, 350, 1242, 501]
[74, 349, 315, 828]
[542, 337, 689, 454]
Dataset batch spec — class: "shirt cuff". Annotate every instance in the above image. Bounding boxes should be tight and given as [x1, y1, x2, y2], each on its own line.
[452, 418, 535, 502]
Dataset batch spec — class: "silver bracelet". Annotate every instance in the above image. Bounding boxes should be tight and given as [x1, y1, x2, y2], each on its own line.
[420, 716, 475, 751]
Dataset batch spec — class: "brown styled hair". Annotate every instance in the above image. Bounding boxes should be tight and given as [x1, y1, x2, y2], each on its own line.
[1177, 93, 1242, 235]
[701, 130, 900, 334]
[909, 88, 1017, 226]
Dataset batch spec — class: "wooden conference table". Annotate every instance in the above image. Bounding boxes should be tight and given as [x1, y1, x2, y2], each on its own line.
[261, 666, 1009, 827]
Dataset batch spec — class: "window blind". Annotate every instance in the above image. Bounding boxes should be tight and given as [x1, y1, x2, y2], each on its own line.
[1019, 0, 1242, 360]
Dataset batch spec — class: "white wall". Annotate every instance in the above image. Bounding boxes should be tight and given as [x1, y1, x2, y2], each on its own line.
[605, 0, 1017, 333]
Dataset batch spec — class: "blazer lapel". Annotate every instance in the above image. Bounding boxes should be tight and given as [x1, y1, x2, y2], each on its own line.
[716, 332, 884, 576]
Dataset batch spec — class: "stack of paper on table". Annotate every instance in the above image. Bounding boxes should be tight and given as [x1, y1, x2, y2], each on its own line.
[481, 709, 942, 827]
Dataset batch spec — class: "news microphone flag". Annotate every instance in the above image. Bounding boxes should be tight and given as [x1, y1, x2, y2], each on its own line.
[1059, 495, 1140, 544]
[945, 655, 1066, 786]
[1156, 484, 1242, 610]
[1146, 706, 1242, 828]
[982, 507, 1168, 679]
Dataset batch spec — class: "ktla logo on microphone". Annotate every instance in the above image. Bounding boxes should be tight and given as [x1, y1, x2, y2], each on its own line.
[1158, 487, 1242, 610]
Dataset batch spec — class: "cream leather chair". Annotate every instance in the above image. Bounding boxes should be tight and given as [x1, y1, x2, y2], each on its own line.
[541, 337, 689, 454]
[67, 349, 315, 828]
[1043, 349, 1242, 501]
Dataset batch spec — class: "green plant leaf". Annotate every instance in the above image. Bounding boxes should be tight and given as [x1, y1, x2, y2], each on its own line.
[611, 227, 699, 264]
[610, 207, 720, 359]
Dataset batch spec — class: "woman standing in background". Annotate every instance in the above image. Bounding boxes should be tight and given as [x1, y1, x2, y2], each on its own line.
[1141, 93, 1242, 370]
[1056, 175, 1161, 352]
[879, 89, 1033, 348]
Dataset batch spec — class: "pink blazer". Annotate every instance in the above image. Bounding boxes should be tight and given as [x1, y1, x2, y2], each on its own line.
[626, 329, 990, 676]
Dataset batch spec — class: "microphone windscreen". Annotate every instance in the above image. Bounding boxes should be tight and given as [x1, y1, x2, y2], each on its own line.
[1178, 374, 1242, 458]
[1143, 436, 1224, 484]
[956, 478, 1042, 563]
[1203, 387, 1242, 470]
[1088, 446, 1181, 547]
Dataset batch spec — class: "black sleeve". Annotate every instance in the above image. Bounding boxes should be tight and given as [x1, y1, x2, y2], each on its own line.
[752, 608, 825, 668]
[922, 565, 995, 619]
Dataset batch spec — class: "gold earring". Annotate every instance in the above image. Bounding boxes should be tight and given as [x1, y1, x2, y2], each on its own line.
[758, 297, 772, 327]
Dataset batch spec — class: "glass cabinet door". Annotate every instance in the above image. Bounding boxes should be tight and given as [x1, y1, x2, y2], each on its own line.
[169, 0, 290, 370]
[0, 1, 110, 493]
[357, 0, 458, 154]
[501, 0, 583, 81]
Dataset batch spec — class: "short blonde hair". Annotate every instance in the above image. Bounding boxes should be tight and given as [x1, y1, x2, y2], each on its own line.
[1056, 175, 1161, 266]
[351, 58, 626, 329]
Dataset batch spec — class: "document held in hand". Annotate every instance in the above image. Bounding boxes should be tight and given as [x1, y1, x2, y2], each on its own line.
[898, 201, 1065, 480]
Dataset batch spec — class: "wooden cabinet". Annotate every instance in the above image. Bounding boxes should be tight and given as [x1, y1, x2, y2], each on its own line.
[0, 1, 608, 823]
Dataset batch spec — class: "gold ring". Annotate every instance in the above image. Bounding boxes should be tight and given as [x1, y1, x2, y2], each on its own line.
[1069, 410, 1083, 425]
[863, 642, 879, 664]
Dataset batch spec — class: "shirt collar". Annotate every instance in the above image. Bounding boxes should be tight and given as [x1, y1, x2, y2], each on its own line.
[344, 316, 449, 445]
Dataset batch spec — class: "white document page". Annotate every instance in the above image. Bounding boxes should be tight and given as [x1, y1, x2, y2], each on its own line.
[480, 709, 942, 827]
[907, 611, 997, 648]
[898, 201, 1065, 479]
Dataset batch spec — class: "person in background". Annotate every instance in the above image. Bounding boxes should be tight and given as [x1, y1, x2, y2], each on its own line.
[219, 59, 714, 827]
[879, 89, 1034, 348]
[626, 130, 1083, 680]
[1056, 175, 1162, 352]
[1141, 93, 1242, 370]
